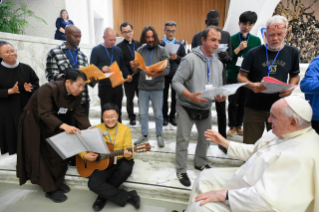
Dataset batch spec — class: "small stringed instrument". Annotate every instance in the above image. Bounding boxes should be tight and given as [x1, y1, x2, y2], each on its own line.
[76, 142, 151, 177]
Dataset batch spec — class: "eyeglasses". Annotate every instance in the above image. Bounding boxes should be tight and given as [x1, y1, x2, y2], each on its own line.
[165, 30, 176, 34]
[104, 115, 118, 121]
[1, 49, 16, 55]
[122, 30, 132, 35]
[267, 24, 286, 29]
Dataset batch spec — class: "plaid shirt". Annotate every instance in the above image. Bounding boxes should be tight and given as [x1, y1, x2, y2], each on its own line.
[45, 42, 90, 103]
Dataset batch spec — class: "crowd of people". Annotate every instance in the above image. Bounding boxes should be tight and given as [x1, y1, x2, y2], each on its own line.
[0, 8, 319, 212]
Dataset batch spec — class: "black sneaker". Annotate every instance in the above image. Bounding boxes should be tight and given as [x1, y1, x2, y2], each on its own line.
[177, 173, 191, 186]
[194, 164, 211, 171]
[127, 190, 140, 209]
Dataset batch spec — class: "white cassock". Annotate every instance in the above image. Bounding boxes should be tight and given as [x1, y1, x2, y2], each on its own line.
[187, 126, 319, 212]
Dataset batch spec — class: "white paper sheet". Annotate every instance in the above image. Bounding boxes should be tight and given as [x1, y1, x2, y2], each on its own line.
[261, 82, 295, 93]
[199, 83, 247, 100]
[165, 43, 180, 54]
[216, 44, 228, 53]
[79, 128, 110, 154]
[105, 72, 114, 78]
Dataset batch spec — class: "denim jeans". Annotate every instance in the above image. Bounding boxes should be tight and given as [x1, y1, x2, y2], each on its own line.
[139, 89, 163, 136]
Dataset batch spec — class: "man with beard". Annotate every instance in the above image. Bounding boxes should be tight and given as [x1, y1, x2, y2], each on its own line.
[17, 70, 91, 203]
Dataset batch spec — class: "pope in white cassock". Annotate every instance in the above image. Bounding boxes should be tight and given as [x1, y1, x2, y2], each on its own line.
[187, 96, 319, 212]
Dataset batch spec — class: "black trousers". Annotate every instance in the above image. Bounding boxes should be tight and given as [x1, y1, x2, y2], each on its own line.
[98, 85, 123, 123]
[124, 74, 139, 120]
[215, 101, 227, 138]
[163, 75, 176, 119]
[227, 78, 247, 128]
[88, 159, 134, 207]
[312, 120, 319, 134]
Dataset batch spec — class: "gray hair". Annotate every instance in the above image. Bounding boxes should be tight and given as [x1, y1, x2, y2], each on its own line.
[164, 21, 177, 29]
[282, 105, 311, 128]
[266, 15, 288, 29]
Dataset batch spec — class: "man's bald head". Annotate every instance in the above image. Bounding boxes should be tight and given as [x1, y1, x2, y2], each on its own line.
[103, 28, 116, 48]
[65, 25, 82, 49]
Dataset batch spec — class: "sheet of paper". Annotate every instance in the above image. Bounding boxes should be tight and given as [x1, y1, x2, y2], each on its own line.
[199, 83, 248, 100]
[105, 72, 114, 78]
[79, 128, 110, 154]
[46, 132, 88, 160]
[135, 51, 167, 73]
[135, 51, 147, 71]
[216, 44, 228, 53]
[78, 64, 107, 83]
[109, 61, 126, 88]
[261, 76, 297, 93]
[165, 43, 180, 54]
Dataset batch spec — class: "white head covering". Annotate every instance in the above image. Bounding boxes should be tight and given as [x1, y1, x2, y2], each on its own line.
[284, 96, 313, 122]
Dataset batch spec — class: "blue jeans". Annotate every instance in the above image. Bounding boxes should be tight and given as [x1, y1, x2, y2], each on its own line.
[139, 89, 163, 136]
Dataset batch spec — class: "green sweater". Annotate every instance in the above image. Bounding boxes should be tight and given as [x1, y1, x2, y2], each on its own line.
[227, 33, 261, 80]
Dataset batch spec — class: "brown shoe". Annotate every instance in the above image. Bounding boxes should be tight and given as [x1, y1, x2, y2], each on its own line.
[227, 127, 236, 136]
[236, 126, 243, 135]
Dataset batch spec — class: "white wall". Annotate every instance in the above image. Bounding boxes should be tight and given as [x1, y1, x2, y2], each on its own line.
[10, 0, 66, 39]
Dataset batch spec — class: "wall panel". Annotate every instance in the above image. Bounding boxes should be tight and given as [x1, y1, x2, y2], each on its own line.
[113, 0, 225, 44]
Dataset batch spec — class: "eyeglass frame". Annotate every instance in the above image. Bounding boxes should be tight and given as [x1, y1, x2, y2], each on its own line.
[104, 115, 118, 121]
[121, 30, 133, 35]
[165, 29, 176, 34]
[1, 49, 17, 55]
[266, 24, 287, 29]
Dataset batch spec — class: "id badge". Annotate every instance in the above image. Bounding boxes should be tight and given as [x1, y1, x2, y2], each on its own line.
[146, 74, 152, 80]
[205, 84, 212, 90]
[114, 156, 117, 165]
[236, 57, 244, 67]
[58, 107, 68, 114]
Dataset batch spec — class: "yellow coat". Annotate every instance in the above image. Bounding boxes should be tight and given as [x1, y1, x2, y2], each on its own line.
[79, 122, 133, 161]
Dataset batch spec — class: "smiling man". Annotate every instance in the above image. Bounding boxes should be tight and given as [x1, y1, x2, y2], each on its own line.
[237, 15, 300, 145]
[186, 96, 319, 212]
[172, 26, 225, 186]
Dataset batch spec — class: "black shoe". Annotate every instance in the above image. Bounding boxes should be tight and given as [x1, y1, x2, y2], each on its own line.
[59, 183, 70, 193]
[194, 164, 211, 171]
[169, 117, 177, 126]
[130, 119, 136, 125]
[218, 145, 228, 154]
[45, 190, 67, 203]
[177, 173, 191, 187]
[163, 117, 168, 126]
[93, 196, 107, 211]
[127, 190, 140, 209]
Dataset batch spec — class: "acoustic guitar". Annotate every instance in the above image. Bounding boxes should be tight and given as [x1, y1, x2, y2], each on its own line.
[76, 142, 151, 177]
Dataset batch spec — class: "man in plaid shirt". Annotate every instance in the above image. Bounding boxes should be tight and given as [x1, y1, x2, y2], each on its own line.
[45, 25, 92, 116]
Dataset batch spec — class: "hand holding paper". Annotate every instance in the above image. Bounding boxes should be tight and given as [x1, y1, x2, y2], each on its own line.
[79, 64, 114, 83]
[109, 61, 133, 88]
[165, 43, 180, 54]
[199, 83, 247, 100]
[134, 51, 168, 73]
[261, 77, 297, 94]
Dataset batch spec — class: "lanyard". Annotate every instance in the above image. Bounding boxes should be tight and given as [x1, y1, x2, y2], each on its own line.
[266, 44, 281, 76]
[68, 49, 78, 69]
[146, 47, 154, 66]
[105, 124, 118, 146]
[104, 46, 114, 64]
[126, 41, 135, 58]
[238, 33, 250, 56]
[200, 48, 213, 83]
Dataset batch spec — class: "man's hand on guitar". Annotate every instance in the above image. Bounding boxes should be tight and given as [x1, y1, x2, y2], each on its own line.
[83, 152, 99, 162]
[124, 148, 132, 159]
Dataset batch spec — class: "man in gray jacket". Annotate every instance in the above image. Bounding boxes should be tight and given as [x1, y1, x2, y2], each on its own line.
[131, 26, 170, 148]
[172, 26, 225, 186]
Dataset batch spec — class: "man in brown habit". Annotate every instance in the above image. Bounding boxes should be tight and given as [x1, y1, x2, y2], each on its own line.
[17, 70, 91, 203]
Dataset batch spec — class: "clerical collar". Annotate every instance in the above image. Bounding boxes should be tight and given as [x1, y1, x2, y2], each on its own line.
[1, 60, 19, 69]
[124, 39, 133, 44]
[281, 126, 312, 140]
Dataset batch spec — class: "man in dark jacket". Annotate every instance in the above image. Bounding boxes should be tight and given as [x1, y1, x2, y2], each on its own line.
[160, 21, 186, 126]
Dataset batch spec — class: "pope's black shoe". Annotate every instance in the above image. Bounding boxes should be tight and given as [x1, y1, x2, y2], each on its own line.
[93, 196, 107, 211]
[45, 190, 67, 203]
[59, 183, 70, 193]
[127, 190, 140, 209]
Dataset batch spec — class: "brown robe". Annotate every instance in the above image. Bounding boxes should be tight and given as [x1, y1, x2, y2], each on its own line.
[17, 81, 91, 192]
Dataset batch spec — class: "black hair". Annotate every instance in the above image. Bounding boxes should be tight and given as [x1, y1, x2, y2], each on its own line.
[206, 10, 220, 19]
[0, 41, 13, 62]
[239, 11, 258, 24]
[120, 22, 133, 31]
[202, 26, 222, 40]
[164, 21, 177, 28]
[65, 69, 87, 82]
[140, 26, 160, 46]
[102, 102, 120, 115]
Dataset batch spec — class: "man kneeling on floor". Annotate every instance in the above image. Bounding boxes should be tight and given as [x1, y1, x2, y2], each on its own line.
[186, 96, 319, 212]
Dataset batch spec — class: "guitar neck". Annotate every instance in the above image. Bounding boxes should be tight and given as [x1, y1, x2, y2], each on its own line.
[100, 148, 132, 160]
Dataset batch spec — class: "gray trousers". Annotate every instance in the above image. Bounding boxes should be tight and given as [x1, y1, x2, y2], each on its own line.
[175, 102, 211, 173]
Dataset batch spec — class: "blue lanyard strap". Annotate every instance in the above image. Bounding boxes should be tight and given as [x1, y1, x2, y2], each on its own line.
[105, 124, 118, 146]
[200, 47, 213, 83]
[146, 47, 154, 66]
[67, 49, 78, 69]
[266, 44, 281, 76]
[126, 41, 135, 58]
[104, 46, 114, 64]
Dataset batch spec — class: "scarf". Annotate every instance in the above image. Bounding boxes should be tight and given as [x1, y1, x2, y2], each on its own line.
[163, 35, 176, 44]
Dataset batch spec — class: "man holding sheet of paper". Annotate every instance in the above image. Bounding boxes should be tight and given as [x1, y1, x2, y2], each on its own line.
[90, 28, 130, 123]
[160, 21, 186, 126]
[172, 26, 225, 187]
[130, 26, 170, 148]
[237, 15, 300, 144]
[17, 70, 91, 203]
